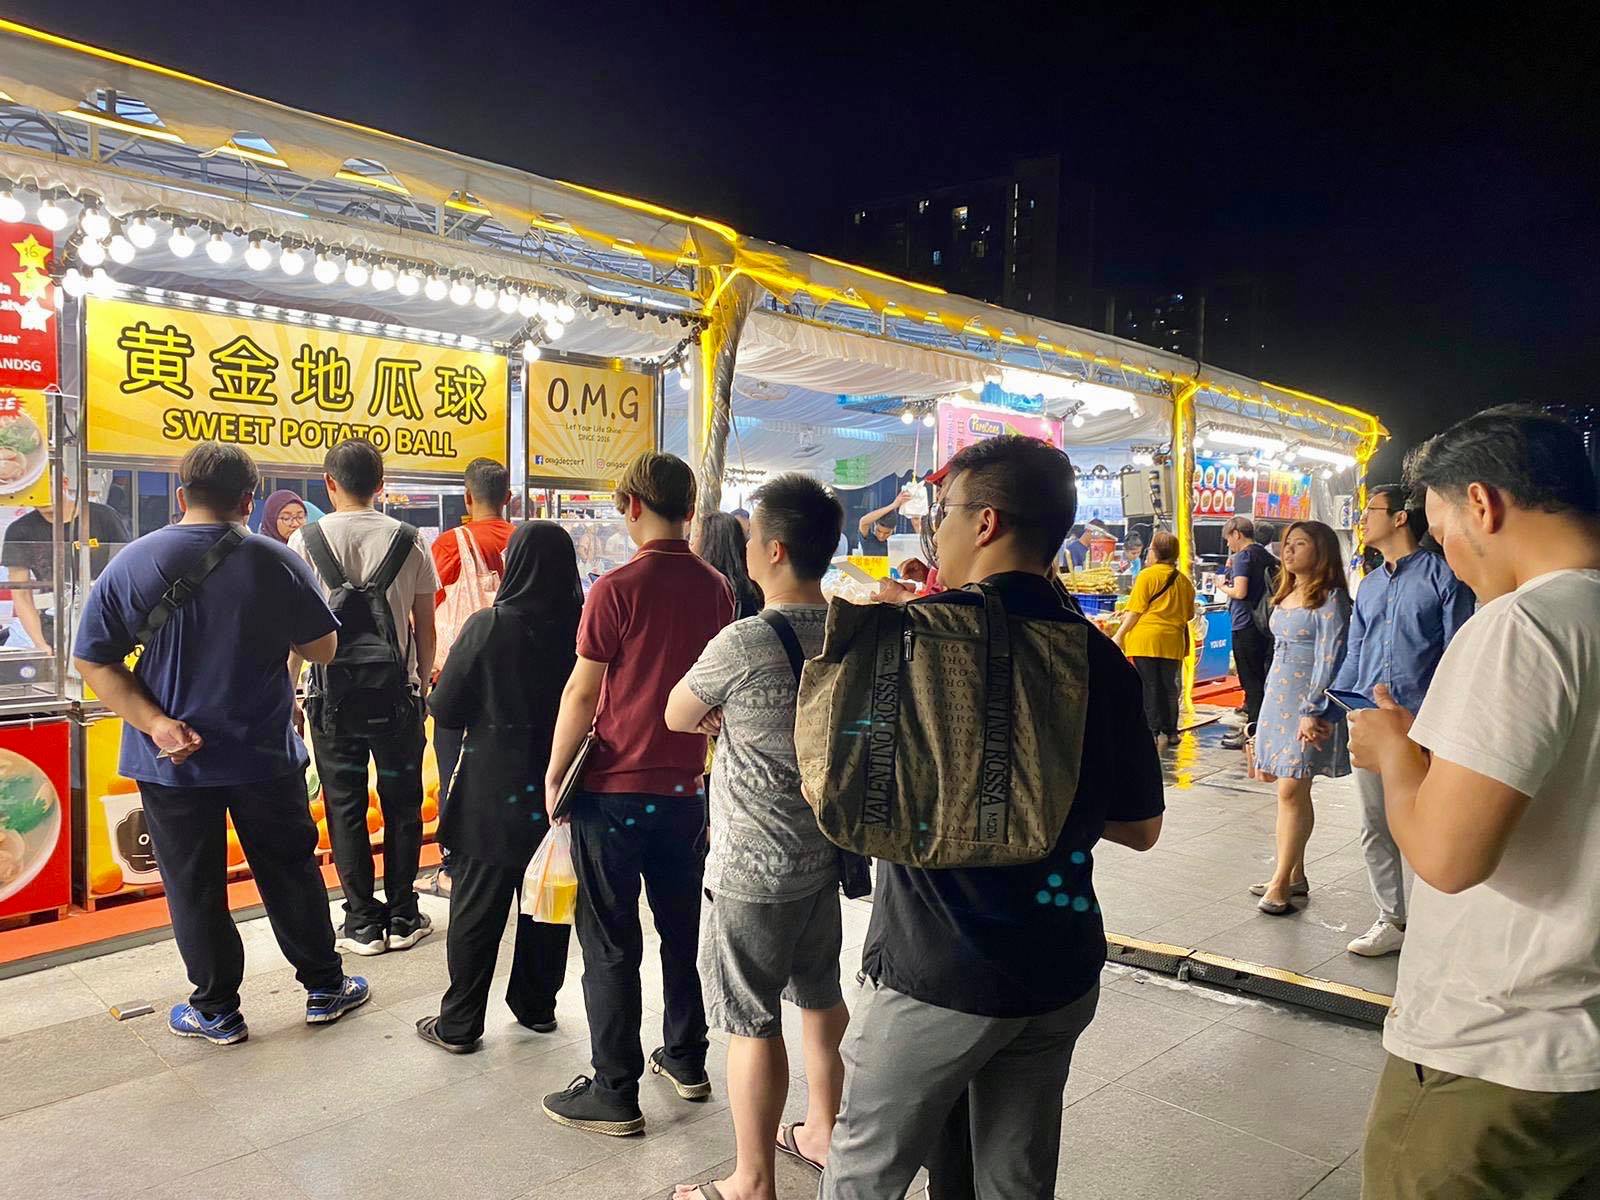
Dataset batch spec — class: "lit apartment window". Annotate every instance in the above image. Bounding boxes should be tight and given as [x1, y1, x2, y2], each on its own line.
[972, 239, 986, 258]
[918, 199, 929, 214]
[953, 205, 969, 228]
[854, 211, 866, 225]
[932, 250, 943, 266]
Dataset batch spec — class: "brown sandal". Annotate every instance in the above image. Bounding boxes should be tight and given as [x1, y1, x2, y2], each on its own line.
[777, 1122, 824, 1172]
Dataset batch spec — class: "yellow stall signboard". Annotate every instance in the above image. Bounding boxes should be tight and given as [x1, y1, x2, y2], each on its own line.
[526, 358, 656, 488]
[85, 297, 508, 473]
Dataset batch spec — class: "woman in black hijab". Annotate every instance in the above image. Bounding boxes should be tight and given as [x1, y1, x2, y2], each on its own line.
[417, 522, 582, 1053]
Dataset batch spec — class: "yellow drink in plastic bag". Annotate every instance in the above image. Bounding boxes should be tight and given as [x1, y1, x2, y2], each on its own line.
[539, 876, 577, 925]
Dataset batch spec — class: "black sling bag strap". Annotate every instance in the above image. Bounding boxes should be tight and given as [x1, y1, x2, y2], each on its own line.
[1144, 566, 1182, 608]
[761, 608, 874, 900]
[974, 582, 1013, 845]
[134, 526, 247, 646]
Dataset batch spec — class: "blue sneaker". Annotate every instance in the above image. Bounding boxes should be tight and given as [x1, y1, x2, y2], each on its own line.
[306, 975, 371, 1025]
[168, 1003, 248, 1045]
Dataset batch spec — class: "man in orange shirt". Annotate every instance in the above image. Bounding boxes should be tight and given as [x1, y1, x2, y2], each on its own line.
[427, 458, 514, 896]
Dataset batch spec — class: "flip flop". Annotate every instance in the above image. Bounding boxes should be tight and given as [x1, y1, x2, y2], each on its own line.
[776, 1122, 824, 1172]
[675, 1182, 724, 1200]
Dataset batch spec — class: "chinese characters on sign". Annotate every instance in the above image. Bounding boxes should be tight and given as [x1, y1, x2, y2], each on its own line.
[0, 224, 59, 391]
[526, 358, 657, 488]
[85, 298, 508, 472]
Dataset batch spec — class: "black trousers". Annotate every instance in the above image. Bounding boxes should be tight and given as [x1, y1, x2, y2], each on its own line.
[570, 791, 708, 1105]
[308, 704, 426, 934]
[1132, 656, 1183, 737]
[432, 726, 464, 870]
[435, 852, 571, 1044]
[1232, 623, 1276, 724]
[138, 770, 342, 1016]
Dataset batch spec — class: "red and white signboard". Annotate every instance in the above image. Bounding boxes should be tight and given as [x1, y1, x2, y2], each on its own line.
[0, 223, 59, 392]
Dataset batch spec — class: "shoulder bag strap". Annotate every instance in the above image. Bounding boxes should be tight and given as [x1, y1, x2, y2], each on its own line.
[369, 525, 419, 592]
[1145, 565, 1181, 608]
[300, 522, 347, 589]
[975, 582, 1013, 846]
[758, 608, 806, 682]
[135, 526, 247, 645]
[453, 525, 483, 585]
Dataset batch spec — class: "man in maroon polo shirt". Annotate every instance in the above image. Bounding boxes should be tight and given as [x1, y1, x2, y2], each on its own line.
[542, 451, 735, 1137]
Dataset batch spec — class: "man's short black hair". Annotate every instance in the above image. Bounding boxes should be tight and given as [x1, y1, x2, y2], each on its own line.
[1369, 483, 1428, 537]
[751, 473, 844, 581]
[464, 457, 510, 507]
[1404, 405, 1598, 515]
[324, 438, 384, 501]
[179, 441, 259, 514]
[943, 435, 1077, 567]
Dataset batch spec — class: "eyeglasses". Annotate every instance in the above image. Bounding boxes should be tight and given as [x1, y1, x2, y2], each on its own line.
[1364, 505, 1394, 517]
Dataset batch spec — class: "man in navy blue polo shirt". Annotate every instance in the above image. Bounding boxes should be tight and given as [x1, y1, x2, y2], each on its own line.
[1316, 484, 1474, 957]
[74, 442, 370, 1046]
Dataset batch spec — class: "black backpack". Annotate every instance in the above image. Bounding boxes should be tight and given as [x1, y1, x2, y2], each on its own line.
[301, 522, 419, 739]
[1252, 551, 1282, 636]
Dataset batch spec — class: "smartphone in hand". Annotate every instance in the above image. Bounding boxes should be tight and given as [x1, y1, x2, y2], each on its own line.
[1325, 688, 1377, 713]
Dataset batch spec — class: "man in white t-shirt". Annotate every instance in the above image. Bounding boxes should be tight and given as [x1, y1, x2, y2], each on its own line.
[1350, 405, 1600, 1199]
[289, 439, 440, 958]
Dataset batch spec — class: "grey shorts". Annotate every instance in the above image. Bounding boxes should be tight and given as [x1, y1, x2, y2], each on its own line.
[698, 886, 845, 1038]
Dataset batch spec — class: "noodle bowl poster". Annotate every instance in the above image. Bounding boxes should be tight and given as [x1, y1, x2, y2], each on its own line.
[0, 389, 52, 507]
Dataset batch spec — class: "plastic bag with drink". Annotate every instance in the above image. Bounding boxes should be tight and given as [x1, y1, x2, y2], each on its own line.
[521, 824, 577, 924]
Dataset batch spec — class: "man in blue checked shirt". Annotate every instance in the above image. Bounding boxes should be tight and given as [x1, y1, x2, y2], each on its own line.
[1317, 484, 1476, 957]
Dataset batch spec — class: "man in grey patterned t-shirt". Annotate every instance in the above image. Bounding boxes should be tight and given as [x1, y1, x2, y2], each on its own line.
[667, 474, 849, 1199]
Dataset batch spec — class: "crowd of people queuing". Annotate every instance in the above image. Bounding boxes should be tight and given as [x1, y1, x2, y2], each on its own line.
[67, 402, 1599, 1199]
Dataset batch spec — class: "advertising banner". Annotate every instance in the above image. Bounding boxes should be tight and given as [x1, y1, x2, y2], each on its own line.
[1253, 467, 1313, 523]
[0, 224, 59, 392]
[526, 358, 656, 489]
[934, 402, 1063, 465]
[1192, 454, 1253, 522]
[0, 388, 52, 507]
[84, 297, 508, 473]
[0, 717, 70, 918]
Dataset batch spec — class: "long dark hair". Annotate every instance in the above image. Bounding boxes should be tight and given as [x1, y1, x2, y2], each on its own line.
[1274, 520, 1348, 610]
[699, 511, 762, 615]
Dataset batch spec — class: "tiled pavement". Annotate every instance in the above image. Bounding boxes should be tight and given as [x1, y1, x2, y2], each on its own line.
[1, 724, 1388, 1199]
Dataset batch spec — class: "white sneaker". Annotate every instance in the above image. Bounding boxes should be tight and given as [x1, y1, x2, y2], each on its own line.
[1348, 918, 1406, 957]
[1219, 710, 1248, 728]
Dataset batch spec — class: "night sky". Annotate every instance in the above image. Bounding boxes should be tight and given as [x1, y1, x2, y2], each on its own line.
[9, 3, 1596, 477]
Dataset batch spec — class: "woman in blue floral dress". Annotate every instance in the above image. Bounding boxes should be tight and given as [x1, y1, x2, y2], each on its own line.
[1250, 521, 1352, 914]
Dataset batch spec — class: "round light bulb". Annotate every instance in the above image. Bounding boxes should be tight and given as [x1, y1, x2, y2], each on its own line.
[78, 239, 106, 268]
[900, 410, 915, 425]
[1321, 468, 1334, 481]
[449, 279, 472, 306]
[1192, 432, 1205, 447]
[61, 268, 87, 297]
[497, 288, 519, 315]
[205, 233, 233, 263]
[520, 340, 542, 362]
[424, 274, 448, 302]
[313, 253, 340, 284]
[517, 293, 539, 319]
[108, 234, 136, 265]
[535, 297, 557, 322]
[543, 319, 564, 341]
[0, 191, 23, 223]
[168, 226, 196, 257]
[555, 300, 576, 324]
[244, 239, 272, 271]
[279, 246, 305, 276]
[344, 258, 369, 288]
[677, 371, 692, 391]
[90, 268, 116, 298]
[396, 270, 420, 297]
[370, 263, 395, 291]
[126, 217, 157, 249]
[80, 207, 111, 241]
[474, 284, 497, 310]
[1071, 414, 1085, 428]
[36, 199, 68, 231]
[923, 412, 936, 428]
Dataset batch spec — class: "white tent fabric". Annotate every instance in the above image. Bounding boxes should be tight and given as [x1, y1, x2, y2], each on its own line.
[735, 310, 985, 395]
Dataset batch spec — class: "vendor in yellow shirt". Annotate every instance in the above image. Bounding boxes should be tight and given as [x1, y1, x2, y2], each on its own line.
[1112, 531, 1197, 749]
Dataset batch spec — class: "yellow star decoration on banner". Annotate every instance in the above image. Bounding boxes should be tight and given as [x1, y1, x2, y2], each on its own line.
[11, 234, 53, 304]
[13, 234, 51, 271]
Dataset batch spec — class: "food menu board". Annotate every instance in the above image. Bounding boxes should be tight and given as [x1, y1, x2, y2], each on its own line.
[1254, 468, 1313, 522]
[0, 717, 70, 918]
[1191, 455, 1253, 522]
[0, 389, 52, 507]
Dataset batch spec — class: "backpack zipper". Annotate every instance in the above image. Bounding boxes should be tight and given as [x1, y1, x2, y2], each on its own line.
[902, 625, 983, 661]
